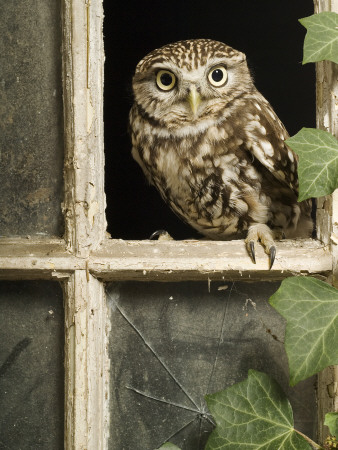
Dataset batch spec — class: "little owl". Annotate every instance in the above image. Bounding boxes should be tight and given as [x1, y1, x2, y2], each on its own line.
[129, 39, 312, 268]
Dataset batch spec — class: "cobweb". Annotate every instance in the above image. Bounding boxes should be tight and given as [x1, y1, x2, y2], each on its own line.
[106, 280, 313, 450]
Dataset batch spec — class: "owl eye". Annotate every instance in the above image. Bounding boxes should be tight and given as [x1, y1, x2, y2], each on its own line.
[156, 70, 176, 91]
[208, 66, 228, 87]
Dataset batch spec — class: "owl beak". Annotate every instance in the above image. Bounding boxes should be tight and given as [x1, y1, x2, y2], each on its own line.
[187, 86, 202, 115]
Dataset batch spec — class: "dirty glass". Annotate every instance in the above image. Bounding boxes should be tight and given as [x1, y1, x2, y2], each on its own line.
[107, 281, 316, 450]
[0, 1, 64, 236]
[0, 281, 64, 449]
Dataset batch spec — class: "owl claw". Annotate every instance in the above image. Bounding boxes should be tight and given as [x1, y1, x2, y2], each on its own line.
[245, 224, 277, 270]
[149, 230, 174, 241]
[149, 229, 167, 239]
[249, 241, 256, 264]
[269, 246, 276, 269]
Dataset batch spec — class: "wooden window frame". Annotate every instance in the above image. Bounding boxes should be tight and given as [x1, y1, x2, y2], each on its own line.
[0, 0, 337, 448]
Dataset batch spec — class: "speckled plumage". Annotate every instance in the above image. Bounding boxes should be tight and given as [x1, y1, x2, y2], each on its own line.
[129, 39, 312, 261]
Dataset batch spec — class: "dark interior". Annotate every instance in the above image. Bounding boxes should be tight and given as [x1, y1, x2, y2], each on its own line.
[103, 0, 315, 240]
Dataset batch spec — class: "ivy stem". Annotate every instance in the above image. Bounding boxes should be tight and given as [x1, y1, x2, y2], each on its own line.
[294, 429, 325, 449]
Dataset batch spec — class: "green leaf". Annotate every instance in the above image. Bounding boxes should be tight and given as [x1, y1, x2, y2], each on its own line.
[286, 128, 338, 201]
[205, 370, 311, 449]
[325, 412, 338, 436]
[157, 443, 181, 449]
[299, 12, 338, 64]
[269, 277, 338, 386]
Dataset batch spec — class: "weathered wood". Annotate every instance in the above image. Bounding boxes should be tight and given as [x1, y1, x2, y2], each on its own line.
[64, 272, 109, 450]
[315, 5, 338, 253]
[0, 238, 332, 282]
[314, 0, 338, 444]
[61, 1, 108, 449]
[314, 0, 338, 281]
[0, 239, 81, 279]
[62, 0, 106, 257]
[91, 238, 332, 281]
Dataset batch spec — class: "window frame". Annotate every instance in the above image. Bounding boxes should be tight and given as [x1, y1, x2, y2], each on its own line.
[0, 0, 337, 448]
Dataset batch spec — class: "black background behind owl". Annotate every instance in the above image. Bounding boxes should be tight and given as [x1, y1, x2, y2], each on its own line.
[103, 0, 315, 240]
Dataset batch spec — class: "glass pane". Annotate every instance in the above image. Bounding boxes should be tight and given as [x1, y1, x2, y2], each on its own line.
[0, 281, 64, 449]
[107, 281, 316, 450]
[0, 1, 64, 236]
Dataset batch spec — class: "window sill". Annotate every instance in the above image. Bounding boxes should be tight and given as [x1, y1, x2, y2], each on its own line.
[0, 237, 330, 281]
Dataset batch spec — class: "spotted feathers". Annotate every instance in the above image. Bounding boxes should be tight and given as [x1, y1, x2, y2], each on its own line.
[129, 39, 312, 245]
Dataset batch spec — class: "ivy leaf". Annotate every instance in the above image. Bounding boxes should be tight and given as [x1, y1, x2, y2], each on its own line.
[299, 12, 338, 64]
[157, 443, 181, 449]
[269, 277, 338, 386]
[286, 128, 338, 201]
[205, 370, 310, 449]
[324, 412, 338, 436]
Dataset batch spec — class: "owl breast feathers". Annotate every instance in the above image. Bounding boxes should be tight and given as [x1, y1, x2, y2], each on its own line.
[129, 39, 312, 267]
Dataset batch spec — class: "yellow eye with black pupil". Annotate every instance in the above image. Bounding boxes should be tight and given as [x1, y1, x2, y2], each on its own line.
[156, 70, 176, 91]
[208, 66, 228, 87]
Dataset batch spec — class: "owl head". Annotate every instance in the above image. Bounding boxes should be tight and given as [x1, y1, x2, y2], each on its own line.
[131, 39, 254, 130]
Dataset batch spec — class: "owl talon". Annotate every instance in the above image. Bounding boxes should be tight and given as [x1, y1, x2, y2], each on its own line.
[149, 229, 167, 240]
[245, 224, 277, 269]
[249, 241, 256, 264]
[149, 230, 174, 241]
[269, 246, 276, 269]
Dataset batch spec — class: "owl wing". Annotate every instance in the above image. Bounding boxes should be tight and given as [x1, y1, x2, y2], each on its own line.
[243, 93, 298, 194]
[129, 104, 155, 186]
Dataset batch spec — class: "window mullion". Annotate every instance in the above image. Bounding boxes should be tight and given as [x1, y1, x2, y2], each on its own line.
[62, 0, 106, 257]
[314, 0, 338, 442]
[62, 0, 107, 449]
[64, 271, 109, 450]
